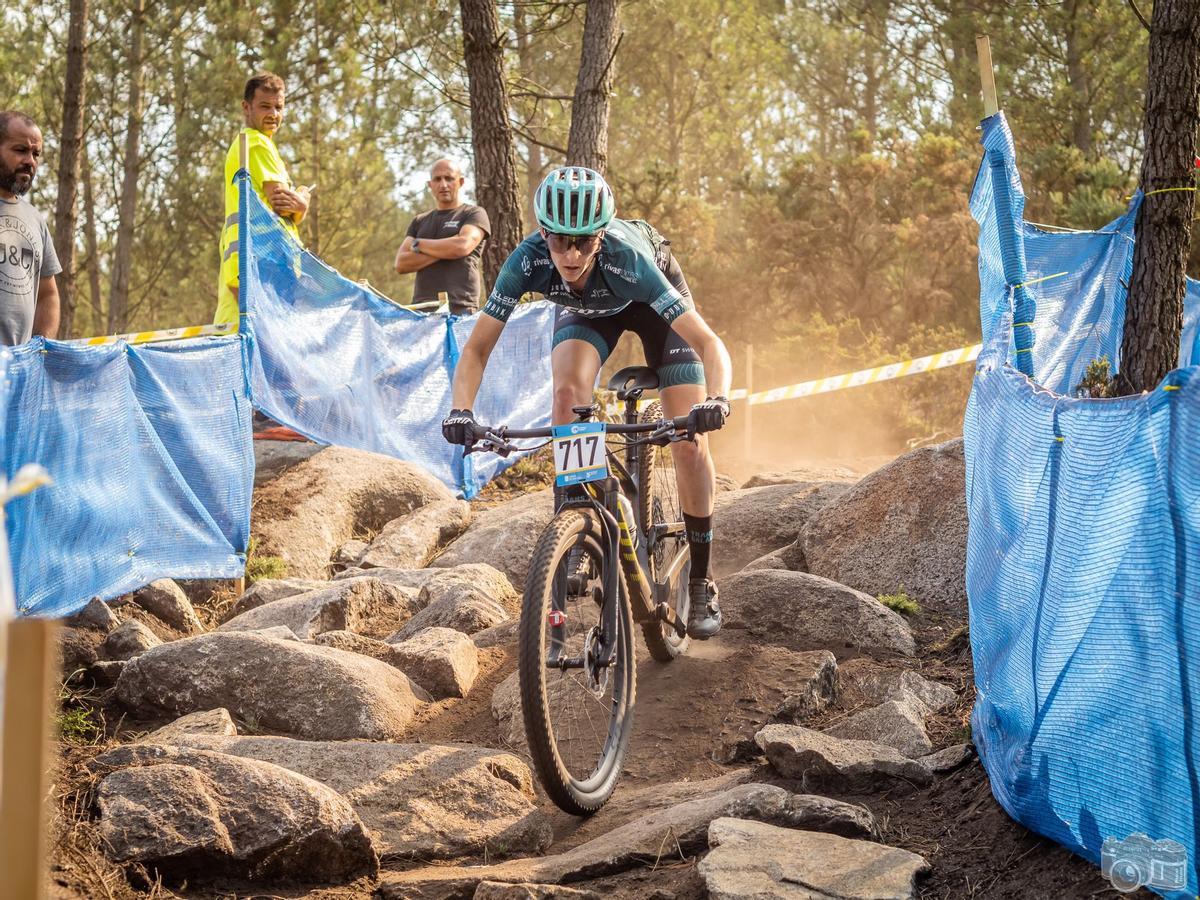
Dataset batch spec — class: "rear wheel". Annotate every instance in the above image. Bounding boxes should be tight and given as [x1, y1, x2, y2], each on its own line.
[519, 509, 636, 815]
[635, 400, 691, 662]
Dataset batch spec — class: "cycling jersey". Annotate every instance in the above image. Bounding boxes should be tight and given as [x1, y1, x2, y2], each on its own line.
[482, 219, 695, 324]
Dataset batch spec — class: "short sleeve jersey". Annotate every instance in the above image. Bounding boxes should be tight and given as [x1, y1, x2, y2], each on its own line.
[405, 204, 491, 314]
[214, 127, 302, 327]
[483, 218, 694, 325]
[0, 197, 62, 346]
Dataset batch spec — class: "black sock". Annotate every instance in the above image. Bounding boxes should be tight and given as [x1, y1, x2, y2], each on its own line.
[684, 513, 714, 581]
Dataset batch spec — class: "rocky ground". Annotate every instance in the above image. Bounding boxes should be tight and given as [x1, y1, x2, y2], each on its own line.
[47, 440, 1142, 899]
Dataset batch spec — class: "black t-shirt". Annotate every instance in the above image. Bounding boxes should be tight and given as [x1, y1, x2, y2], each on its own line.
[405, 204, 491, 314]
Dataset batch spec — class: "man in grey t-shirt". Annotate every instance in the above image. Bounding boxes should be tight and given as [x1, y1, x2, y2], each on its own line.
[0, 111, 60, 346]
[394, 159, 490, 315]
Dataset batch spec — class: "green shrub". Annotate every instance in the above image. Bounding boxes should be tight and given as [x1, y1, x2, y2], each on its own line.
[245, 535, 287, 583]
[1074, 356, 1115, 399]
[877, 589, 921, 617]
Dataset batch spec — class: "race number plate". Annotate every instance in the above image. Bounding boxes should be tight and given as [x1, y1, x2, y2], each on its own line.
[552, 422, 608, 487]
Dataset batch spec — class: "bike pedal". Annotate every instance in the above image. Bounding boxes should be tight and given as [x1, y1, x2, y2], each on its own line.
[655, 602, 687, 638]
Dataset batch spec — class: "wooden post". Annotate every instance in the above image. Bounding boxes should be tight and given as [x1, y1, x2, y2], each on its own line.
[239, 131, 249, 170]
[976, 34, 999, 117]
[233, 576, 245, 596]
[742, 344, 754, 462]
[0, 617, 60, 900]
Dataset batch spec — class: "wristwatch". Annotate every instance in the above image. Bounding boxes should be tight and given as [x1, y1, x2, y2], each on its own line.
[412, 239, 422, 254]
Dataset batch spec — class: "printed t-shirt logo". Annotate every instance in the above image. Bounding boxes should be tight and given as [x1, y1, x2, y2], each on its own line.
[0, 215, 39, 295]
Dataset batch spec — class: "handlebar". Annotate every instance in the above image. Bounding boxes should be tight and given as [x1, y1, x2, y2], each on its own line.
[465, 416, 693, 458]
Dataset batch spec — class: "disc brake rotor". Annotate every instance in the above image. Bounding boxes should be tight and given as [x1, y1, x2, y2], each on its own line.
[582, 625, 610, 696]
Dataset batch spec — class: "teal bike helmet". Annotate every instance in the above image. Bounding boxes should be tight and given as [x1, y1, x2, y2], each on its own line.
[534, 166, 616, 235]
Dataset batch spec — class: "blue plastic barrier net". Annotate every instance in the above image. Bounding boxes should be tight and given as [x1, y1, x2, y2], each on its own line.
[966, 112, 1200, 898]
[1, 338, 252, 618]
[237, 176, 554, 498]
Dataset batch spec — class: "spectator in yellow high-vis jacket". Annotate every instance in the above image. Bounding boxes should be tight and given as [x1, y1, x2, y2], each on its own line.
[214, 72, 312, 327]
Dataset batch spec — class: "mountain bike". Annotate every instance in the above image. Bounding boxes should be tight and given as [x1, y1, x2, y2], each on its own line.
[464, 366, 694, 814]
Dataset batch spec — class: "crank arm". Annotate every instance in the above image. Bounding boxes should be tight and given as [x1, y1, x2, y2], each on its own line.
[656, 602, 687, 638]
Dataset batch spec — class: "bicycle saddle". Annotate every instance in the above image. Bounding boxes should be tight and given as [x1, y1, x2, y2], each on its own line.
[607, 366, 659, 401]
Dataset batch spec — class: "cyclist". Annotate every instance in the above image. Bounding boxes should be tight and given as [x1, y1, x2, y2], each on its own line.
[442, 166, 731, 639]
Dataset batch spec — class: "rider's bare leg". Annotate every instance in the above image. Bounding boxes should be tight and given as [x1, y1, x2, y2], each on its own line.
[660, 383, 715, 517]
[551, 339, 603, 426]
[660, 382, 722, 638]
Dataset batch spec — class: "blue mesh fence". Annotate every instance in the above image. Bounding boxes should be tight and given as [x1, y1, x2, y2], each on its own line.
[238, 176, 554, 498]
[1, 337, 252, 617]
[967, 112, 1200, 898]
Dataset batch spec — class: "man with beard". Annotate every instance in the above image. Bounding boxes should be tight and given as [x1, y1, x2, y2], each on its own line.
[394, 159, 490, 315]
[214, 73, 311, 327]
[0, 111, 59, 345]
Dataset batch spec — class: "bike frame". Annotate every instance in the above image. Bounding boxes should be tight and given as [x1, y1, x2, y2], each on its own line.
[469, 402, 691, 673]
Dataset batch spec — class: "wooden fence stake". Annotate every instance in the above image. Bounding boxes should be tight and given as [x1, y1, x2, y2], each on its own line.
[0, 616, 60, 900]
[977, 34, 1000, 116]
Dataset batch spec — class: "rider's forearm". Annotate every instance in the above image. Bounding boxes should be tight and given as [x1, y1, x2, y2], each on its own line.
[451, 347, 487, 409]
[698, 334, 733, 398]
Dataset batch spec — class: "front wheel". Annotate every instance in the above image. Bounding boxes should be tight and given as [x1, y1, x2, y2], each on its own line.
[519, 509, 636, 815]
[636, 400, 691, 662]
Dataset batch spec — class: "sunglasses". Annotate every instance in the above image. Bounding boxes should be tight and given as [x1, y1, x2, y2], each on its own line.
[544, 231, 603, 254]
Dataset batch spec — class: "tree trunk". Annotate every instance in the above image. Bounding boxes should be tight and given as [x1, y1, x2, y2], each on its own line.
[1115, 0, 1200, 394]
[53, 0, 88, 339]
[1065, 0, 1093, 157]
[459, 0, 524, 290]
[82, 151, 103, 335]
[567, 0, 621, 173]
[108, 0, 145, 334]
[309, 0, 321, 255]
[513, 1, 542, 210]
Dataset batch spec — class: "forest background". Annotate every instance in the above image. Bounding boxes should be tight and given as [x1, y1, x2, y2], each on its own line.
[1, 0, 1167, 453]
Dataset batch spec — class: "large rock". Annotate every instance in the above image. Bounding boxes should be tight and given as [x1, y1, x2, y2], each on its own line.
[713, 482, 848, 576]
[168, 735, 551, 861]
[772, 651, 838, 722]
[67, 597, 119, 632]
[919, 743, 974, 774]
[824, 698, 933, 758]
[219, 578, 420, 640]
[742, 464, 859, 488]
[377, 783, 876, 898]
[837, 658, 958, 715]
[388, 627, 479, 698]
[253, 438, 323, 487]
[362, 499, 473, 570]
[700, 817, 928, 899]
[473, 620, 520, 649]
[89, 744, 377, 881]
[802, 439, 967, 615]
[420, 564, 520, 614]
[755, 724, 933, 793]
[102, 620, 163, 661]
[719, 570, 915, 658]
[392, 586, 510, 641]
[115, 632, 424, 740]
[742, 540, 806, 574]
[225, 577, 329, 620]
[432, 489, 555, 588]
[310, 631, 434, 701]
[252, 446, 454, 579]
[138, 708, 238, 744]
[131, 579, 204, 634]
